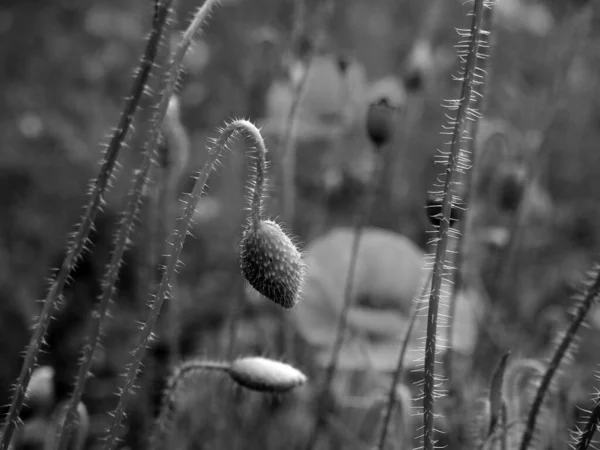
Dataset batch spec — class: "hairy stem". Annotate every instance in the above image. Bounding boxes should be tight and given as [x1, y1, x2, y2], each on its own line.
[519, 269, 600, 450]
[445, 2, 494, 383]
[96, 2, 222, 449]
[102, 118, 266, 450]
[0, 4, 171, 450]
[422, 1, 488, 449]
[575, 401, 600, 450]
[376, 269, 432, 450]
[149, 359, 230, 450]
[51, 4, 178, 450]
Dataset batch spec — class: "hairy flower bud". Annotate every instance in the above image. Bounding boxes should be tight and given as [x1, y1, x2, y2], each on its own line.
[240, 219, 305, 309]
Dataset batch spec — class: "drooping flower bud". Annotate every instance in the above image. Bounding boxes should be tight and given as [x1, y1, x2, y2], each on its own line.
[239, 219, 305, 309]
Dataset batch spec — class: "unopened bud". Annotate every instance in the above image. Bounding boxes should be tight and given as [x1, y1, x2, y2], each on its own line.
[239, 219, 305, 309]
[228, 357, 307, 393]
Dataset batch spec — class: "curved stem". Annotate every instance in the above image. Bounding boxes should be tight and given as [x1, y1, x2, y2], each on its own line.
[245, 122, 267, 228]
[149, 359, 231, 450]
[519, 270, 600, 450]
[422, 2, 488, 449]
[0, 4, 171, 450]
[102, 119, 266, 450]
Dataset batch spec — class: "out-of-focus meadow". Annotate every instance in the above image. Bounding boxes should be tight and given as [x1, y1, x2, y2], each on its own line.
[2, 0, 600, 449]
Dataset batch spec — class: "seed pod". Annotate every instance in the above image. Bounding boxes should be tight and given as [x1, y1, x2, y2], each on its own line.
[366, 97, 396, 149]
[228, 357, 307, 393]
[239, 219, 305, 309]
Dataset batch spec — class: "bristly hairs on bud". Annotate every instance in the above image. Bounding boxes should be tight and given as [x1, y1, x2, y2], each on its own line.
[419, 1, 493, 450]
[103, 114, 303, 449]
[0, 3, 174, 450]
[224, 120, 305, 309]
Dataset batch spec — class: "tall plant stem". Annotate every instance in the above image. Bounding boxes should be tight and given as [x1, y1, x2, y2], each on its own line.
[445, 2, 494, 384]
[0, 4, 171, 449]
[422, 1, 489, 449]
[52, 3, 186, 450]
[376, 269, 433, 450]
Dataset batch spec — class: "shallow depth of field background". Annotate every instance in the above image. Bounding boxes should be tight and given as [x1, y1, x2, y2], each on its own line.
[1, 0, 600, 449]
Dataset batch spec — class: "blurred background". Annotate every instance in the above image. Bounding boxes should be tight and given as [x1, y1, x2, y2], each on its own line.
[2, 0, 600, 449]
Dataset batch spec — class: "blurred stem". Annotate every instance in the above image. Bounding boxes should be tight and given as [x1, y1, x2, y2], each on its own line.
[279, 0, 336, 226]
[495, 6, 593, 309]
[305, 151, 383, 450]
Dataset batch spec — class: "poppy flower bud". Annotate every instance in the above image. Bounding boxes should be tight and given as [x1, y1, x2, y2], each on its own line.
[228, 357, 307, 393]
[239, 219, 305, 309]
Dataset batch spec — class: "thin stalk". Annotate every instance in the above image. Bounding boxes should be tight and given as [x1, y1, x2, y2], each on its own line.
[56, 2, 201, 449]
[0, 3, 170, 449]
[445, 2, 494, 384]
[422, 1, 488, 449]
[519, 268, 600, 450]
[278, 0, 336, 225]
[94, 1, 224, 448]
[149, 359, 231, 450]
[376, 269, 433, 450]
[305, 153, 383, 450]
[102, 119, 267, 450]
[496, 6, 593, 303]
